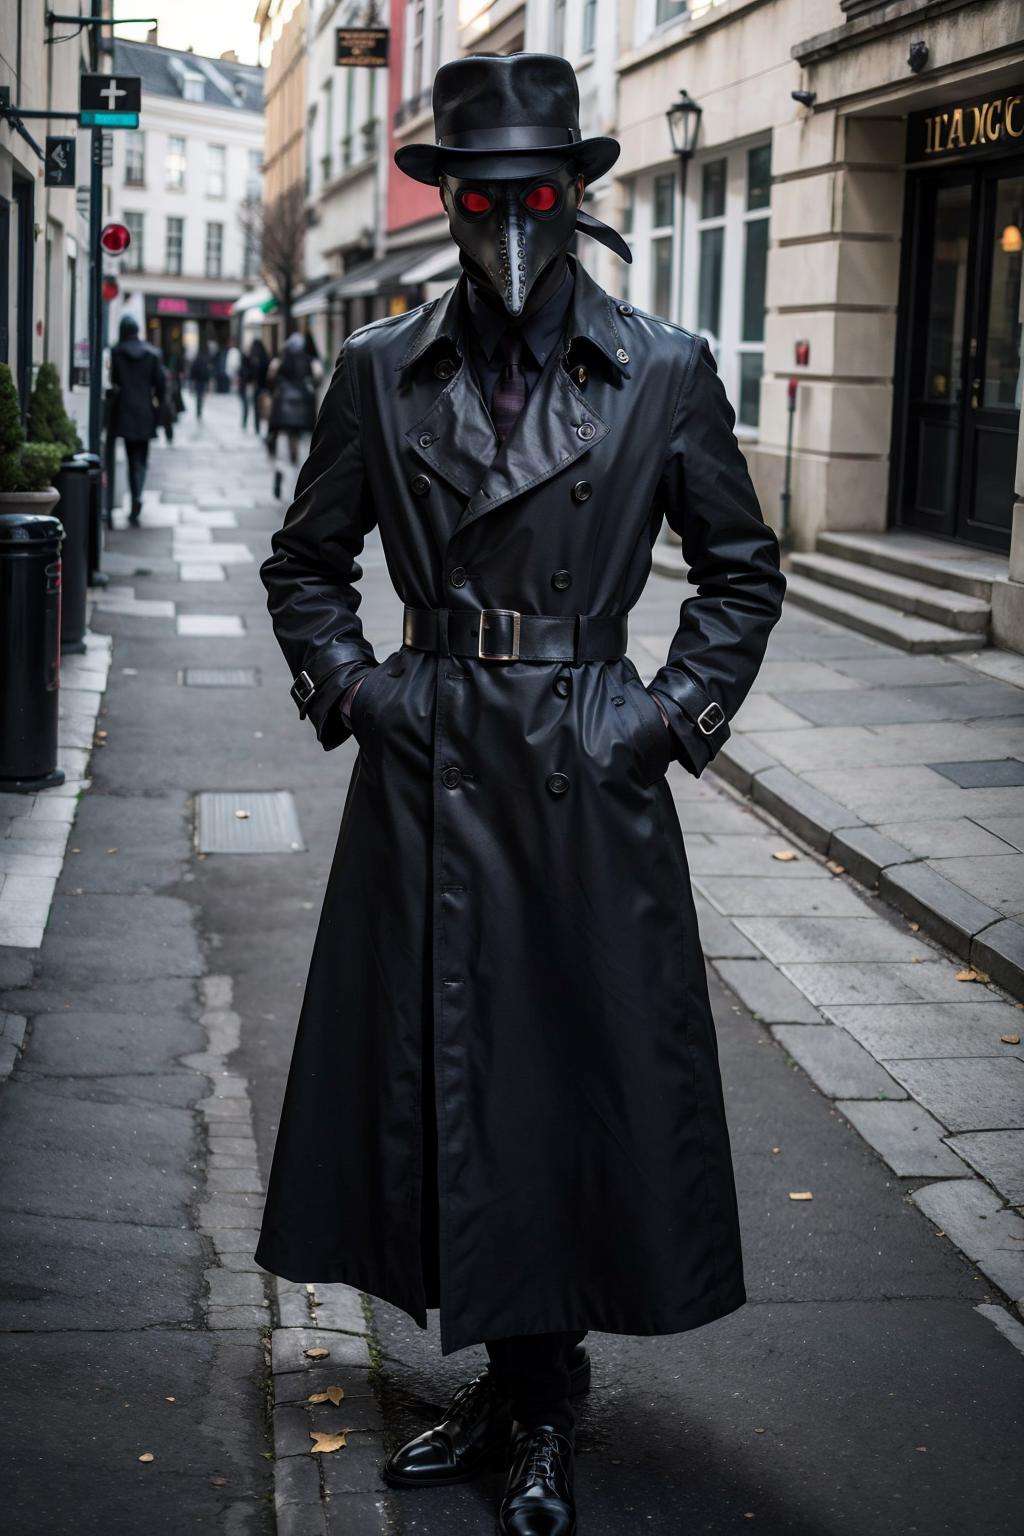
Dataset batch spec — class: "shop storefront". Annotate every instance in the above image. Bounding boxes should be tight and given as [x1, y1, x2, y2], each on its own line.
[892, 86, 1023, 552]
[143, 294, 238, 371]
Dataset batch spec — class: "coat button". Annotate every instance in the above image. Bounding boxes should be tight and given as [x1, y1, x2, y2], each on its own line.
[441, 765, 462, 789]
[571, 480, 592, 503]
[577, 421, 595, 441]
[547, 772, 570, 796]
[411, 473, 431, 496]
[434, 358, 455, 380]
[448, 565, 468, 588]
[615, 347, 630, 364]
[553, 675, 571, 699]
[618, 302, 633, 316]
[418, 432, 435, 448]
[551, 569, 572, 591]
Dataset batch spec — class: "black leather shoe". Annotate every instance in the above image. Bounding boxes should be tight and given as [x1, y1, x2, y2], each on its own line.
[382, 1347, 591, 1489]
[499, 1424, 576, 1535]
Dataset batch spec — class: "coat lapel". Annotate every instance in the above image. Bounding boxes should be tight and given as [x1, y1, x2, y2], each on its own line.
[453, 357, 609, 536]
[402, 358, 496, 502]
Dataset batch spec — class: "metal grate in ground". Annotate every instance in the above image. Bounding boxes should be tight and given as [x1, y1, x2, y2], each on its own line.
[195, 791, 304, 853]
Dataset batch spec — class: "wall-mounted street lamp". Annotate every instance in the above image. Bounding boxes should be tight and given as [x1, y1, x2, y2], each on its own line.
[665, 89, 702, 192]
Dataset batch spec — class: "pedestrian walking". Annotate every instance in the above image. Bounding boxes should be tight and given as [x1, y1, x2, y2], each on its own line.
[189, 346, 212, 419]
[248, 338, 270, 437]
[265, 332, 319, 499]
[257, 52, 785, 1536]
[236, 348, 255, 430]
[108, 314, 166, 526]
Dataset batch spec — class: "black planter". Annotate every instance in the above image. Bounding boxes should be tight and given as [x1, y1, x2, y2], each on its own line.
[0, 510, 65, 792]
[51, 456, 91, 652]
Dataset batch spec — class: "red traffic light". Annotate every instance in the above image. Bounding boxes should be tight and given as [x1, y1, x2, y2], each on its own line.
[101, 276, 120, 303]
[100, 221, 131, 256]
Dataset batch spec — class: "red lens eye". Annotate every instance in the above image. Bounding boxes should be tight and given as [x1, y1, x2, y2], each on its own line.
[525, 184, 558, 212]
[459, 190, 492, 215]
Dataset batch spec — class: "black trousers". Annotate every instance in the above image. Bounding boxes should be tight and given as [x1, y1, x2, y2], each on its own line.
[124, 438, 150, 511]
[420, 961, 584, 1436]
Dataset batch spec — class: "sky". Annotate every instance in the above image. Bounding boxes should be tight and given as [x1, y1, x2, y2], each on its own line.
[112, 0, 261, 66]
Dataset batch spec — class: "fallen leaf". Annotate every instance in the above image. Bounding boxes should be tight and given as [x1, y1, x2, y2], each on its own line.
[309, 1430, 347, 1454]
[1000, 1034, 1021, 1046]
[95, 729, 108, 739]
[908, 921, 920, 931]
[138, 1452, 154, 1463]
[772, 850, 798, 862]
[771, 1146, 781, 1155]
[304, 1347, 330, 1360]
[234, 809, 250, 820]
[826, 861, 845, 875]
[165, 1396, 176, 1403]
[788, 1191, 813, 1201]
[106, 847, 118, 855]
[308, 1386, 345, 1406]
[956, 968, 990, 983]
[911, 956, 924, 963]
[753, 1427, 766, 1435]
[915, 1446, 927, 1453]
[210, 1476, 228, 1487]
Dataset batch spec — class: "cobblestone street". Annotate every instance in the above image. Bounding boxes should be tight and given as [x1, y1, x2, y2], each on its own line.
[1, 394, 1022, 1534]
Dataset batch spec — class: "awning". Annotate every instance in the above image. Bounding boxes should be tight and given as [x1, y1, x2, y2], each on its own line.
[231, 286, 273, 316]
[289, 241, 457, 318]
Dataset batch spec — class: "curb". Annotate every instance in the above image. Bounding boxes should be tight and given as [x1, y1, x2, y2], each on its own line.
[271, 1280, 388, 1535]
[710, 739, 1024, 1002]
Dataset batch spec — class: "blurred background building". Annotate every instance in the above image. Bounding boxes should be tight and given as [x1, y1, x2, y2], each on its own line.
[107, 34, 264, 367]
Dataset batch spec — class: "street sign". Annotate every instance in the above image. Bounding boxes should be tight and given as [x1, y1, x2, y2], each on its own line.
[100, 222, 131, 256]
[44, 136, 76, 188]
[335, 27, 389, 66]
[79, 73, 141, 128]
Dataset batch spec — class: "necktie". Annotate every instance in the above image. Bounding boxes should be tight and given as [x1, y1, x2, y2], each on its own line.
[490, 331, 527, 443]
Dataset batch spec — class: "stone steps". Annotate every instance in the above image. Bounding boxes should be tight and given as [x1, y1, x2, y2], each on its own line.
[789, 550, 990, 632]
[817, 530, 1005, 601]
[783, 571, 980, 653]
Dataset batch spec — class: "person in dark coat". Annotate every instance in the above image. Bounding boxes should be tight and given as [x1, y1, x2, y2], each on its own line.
[257, 53, 786, 1536]
[266, 332, 320, 499]
[108, 314, 166, 526]
[248, 338, 270, 436]
[188, 346, 212, 418]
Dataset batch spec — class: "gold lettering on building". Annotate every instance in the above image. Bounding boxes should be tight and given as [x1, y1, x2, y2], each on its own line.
[920, 90, 1024, 154]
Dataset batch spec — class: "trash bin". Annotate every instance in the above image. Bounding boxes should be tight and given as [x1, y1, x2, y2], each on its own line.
[51, 455, 90, 653]
[77, 450, 107, 588]
[0, 513, 66, 792]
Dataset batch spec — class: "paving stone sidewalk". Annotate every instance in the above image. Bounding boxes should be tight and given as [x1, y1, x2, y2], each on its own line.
[647, 586, 1024, 998]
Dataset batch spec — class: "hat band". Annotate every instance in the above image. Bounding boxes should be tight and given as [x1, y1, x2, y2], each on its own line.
[436, 125, 581, 150]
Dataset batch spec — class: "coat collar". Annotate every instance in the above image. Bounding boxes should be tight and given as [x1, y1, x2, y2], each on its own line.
[398, 256, 630, 381]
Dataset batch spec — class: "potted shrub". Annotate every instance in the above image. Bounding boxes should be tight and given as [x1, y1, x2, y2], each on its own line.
[28, 361, 82, 461]
[0, 365, 63, 517]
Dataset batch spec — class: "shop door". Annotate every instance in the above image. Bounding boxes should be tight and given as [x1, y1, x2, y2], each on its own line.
[896, 162, 1023, 551]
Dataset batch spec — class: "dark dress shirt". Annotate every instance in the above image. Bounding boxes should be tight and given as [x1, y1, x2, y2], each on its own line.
[464, 264, 574, 418]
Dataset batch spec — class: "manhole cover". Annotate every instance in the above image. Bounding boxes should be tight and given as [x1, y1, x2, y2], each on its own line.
[195, 792, 304, 853]
[928, 759, 1024, 788]
[181, 668, 260, 687]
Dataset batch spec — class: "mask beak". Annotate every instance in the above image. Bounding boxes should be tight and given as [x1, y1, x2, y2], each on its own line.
[498, 189, 528, 317]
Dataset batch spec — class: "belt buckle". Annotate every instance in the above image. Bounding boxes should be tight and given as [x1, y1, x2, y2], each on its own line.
[696, 701, 726, 736]
[478, 608, 521, 662]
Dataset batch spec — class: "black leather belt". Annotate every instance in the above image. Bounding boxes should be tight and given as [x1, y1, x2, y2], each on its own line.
[402, 606, 628, 663]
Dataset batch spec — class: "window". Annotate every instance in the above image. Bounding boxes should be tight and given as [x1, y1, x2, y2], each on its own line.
[581, 0, 597, 52]
[124, 130, 145, 186]
[432, 0, 444, 75]
[409, 0, 425, 94]
[165, 216, 184, 275]
[682, 140, 772, 430]
[655, 0, 686, 23]
[243, 225, 260, 281]
[166, 136, 186, 191]
[342, 68, 356, 169]
[650, 172, 675, 320]
[246, 148, 263, 200]
[207, 145, 226, 198]
[124, 211, 144, 272]
[550, 0, 566, 53]
[403, 0, 443, 104]
[321, 79, 334, 182]
[205, 221, 223, 279]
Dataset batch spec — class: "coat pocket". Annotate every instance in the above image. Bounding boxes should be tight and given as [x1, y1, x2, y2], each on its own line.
[624, 682, 673, 788]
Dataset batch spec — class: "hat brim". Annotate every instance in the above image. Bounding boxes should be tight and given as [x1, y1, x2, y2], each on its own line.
[394, 136, 620, 187]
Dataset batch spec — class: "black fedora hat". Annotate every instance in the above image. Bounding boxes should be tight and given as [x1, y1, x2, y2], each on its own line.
[394, 53, 620, 186]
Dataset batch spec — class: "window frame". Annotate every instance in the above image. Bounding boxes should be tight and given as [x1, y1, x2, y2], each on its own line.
[123, 210, 144, 273]
[124, 129, 145, 187]
[204, 220, 224, 279]
[165, 215, 184, 276]
[207, 144, 227, 199]
[165, 135, 187, 192]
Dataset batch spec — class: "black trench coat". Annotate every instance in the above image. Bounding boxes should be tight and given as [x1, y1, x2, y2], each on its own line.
[256, 259, 786, 1354]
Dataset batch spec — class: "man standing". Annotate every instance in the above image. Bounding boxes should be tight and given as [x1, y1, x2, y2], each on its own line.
[108, 315, 165, 527]
[257, 54, 786, 1535]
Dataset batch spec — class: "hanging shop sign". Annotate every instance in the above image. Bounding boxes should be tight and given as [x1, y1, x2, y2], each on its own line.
[908, 85, 1024, 163]
[335, 27, 389, 67]
[80, 73, 141, 128]
[44, 136, 76, 187]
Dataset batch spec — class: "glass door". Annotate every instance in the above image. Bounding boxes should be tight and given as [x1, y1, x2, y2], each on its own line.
[895, 159, 1023, 550]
